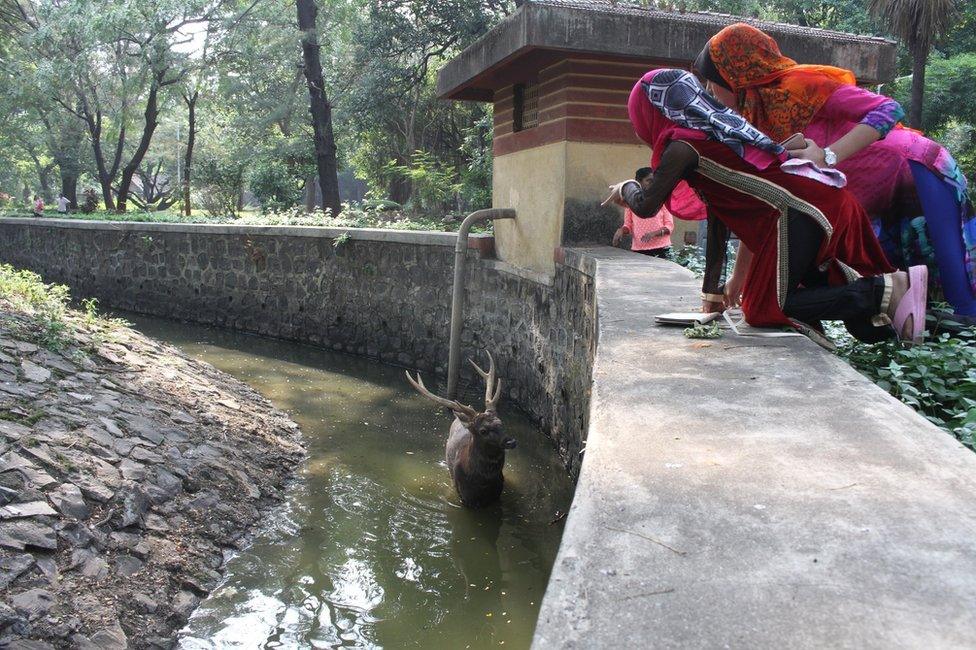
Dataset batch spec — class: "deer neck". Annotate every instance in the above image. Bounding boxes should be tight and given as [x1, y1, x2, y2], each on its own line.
[470, 436, 505, 466]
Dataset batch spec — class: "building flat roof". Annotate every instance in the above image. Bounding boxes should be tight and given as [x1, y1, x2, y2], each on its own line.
[437, 0, 897, 101]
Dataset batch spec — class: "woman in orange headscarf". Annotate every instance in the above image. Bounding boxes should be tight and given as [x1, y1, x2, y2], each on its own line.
[695, 23, 976, 320]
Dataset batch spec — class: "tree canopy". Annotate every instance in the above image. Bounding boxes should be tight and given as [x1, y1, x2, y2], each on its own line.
[0, 0, 974, 216]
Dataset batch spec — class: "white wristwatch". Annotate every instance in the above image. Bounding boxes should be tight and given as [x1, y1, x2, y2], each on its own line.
[823, 146, 838, 167]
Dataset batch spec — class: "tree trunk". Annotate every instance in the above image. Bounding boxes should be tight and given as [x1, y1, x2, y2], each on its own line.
[305, 175, 317, 211]
[34, 161, 54, 203]
[297, 0, 342, 216]
[43, 114, 84, 209]
[60, 168, 79, 209]
[116, 85, 161, 213]
[909, 44, 927, 129]
[83, 113, 122, 211]
[183, 91, 198, 216]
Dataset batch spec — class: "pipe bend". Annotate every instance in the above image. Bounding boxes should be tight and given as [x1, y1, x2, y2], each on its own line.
[455, 209, 517, 253]
[464, 208, 516, 225]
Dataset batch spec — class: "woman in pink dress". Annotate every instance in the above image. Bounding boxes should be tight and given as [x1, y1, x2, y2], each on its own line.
[612, 167, 675, 259]
[694, 23, 976, 320]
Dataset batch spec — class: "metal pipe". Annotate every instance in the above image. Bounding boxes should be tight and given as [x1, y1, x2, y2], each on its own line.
[447, 208, 516, 399]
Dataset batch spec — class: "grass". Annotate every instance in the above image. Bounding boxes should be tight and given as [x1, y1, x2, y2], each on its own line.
[0, 263, 72, 349]
[0, 204, 492, 233]
[0, 263, 128, 353]
[0, 407, 45, 426]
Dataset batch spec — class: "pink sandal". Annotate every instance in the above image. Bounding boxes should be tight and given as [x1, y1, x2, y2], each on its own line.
[892, 265, 928, 345]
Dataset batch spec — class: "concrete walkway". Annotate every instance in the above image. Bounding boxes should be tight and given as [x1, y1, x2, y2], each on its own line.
[533, 248, 976, 649]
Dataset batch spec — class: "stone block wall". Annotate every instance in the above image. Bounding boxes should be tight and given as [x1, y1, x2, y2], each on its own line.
[0, 219, 595, 477]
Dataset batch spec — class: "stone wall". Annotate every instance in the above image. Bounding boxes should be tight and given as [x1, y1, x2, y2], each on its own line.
[0, 218, 595, 477]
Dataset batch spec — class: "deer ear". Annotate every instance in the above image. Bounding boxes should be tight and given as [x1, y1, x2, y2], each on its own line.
[453, 409, 474, 425]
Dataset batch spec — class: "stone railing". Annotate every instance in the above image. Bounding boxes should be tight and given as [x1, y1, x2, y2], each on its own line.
[0, 217, 595, 476]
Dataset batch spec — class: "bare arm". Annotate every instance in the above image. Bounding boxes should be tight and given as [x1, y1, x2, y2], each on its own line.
[725, 241, 754, 308]
[618, 141, 699, 217]
[788, 87, 904, 166]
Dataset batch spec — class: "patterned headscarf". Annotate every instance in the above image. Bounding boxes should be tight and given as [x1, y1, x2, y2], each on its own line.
[628, 69, 788, 221]
[628, 69, 846, 220]
[701, 23, 856, 142]
[645, 69, 786, 160]
[629, 68, 786, 168]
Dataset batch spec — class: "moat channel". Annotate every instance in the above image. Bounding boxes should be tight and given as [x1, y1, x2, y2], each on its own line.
[126, 314, 574, 649]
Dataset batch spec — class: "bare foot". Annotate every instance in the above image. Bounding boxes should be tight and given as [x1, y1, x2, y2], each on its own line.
[886, 271, 913, 340]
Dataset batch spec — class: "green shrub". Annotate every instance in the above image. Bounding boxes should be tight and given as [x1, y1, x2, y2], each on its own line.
[0, 264, 71, 349]
[247, 159, 304, 210]
[196, 157, 246, 219]
[382, 150, 461, 216]
[834, 325, 976, 449]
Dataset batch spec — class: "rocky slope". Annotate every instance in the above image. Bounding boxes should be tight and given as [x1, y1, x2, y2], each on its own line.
[0, 290, 304, 648]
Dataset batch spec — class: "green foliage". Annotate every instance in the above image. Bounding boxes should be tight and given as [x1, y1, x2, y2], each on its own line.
[457, 111, 493, 211]
[340, 1, 504, 209]
[836, 327, 976, 449]
[332, 232, 351, 249]
[0, 264, 70, 349]
[939, 0, 976, 57]
[938, 121, 976, 194]
[684, 322, 723, 339]
[888, 54, 976, 132]
[672, 240, 738, 280]
[382, 150, 461, 215]
[247, 159, 305, 210]
[672, 245, 708, 277]
[196, 157, 245, 219]
[81, 297, 100, 326]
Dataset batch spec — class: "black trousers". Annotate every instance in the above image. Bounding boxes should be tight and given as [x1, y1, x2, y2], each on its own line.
[636, 246, 672, 259]
[782, 210, 895, 343]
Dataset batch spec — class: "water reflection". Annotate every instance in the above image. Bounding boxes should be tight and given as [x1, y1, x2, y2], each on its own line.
[126, 315, 573, 650]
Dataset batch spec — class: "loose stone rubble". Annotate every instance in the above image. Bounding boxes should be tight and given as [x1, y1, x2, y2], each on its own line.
[0, 304, 304, 648]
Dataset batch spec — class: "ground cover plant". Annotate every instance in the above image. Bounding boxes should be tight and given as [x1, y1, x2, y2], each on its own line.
[833, 322, 976, 449]
[0, 206, 491, 233]
[0, 263, 128, 354]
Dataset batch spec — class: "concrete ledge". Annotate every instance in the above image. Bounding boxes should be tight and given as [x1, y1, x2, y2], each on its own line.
[0, 217, 495, 250]
[534, 246, 976, 648]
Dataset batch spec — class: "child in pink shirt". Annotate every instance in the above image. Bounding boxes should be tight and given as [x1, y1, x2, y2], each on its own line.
[612, 167, 674, 258]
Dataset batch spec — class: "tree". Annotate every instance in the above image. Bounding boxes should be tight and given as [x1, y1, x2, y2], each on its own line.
[888, 53, 976, 133]
[342, 1, 507, 207]
[296, 0, 342, 216]
[868, 0, 959, 128]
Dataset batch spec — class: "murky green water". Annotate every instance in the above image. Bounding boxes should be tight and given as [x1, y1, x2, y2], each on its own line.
[125, 315, 574, 650]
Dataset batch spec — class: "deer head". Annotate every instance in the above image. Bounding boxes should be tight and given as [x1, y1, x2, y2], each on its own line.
[405, 351, 516, 450]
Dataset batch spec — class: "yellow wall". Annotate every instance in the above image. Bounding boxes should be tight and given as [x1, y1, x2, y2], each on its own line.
[563, 141, 649, 201]
[493, 140, 691, 274]
[492, 142, 567, 274]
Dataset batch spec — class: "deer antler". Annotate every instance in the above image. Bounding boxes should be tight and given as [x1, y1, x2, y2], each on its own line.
[469, 351, 502, 413]
[404, 371, 479, 420]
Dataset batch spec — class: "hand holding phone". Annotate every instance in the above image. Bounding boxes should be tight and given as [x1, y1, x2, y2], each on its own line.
[780, 133, 807, 150]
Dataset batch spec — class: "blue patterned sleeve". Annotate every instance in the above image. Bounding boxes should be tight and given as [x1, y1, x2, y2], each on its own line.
[861, 99, 905, 138]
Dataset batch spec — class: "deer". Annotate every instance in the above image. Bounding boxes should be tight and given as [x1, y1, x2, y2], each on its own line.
[405, 351, 516, 508]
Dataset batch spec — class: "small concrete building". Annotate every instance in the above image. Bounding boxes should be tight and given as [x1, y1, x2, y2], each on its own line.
[437, 0, 896, 274]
